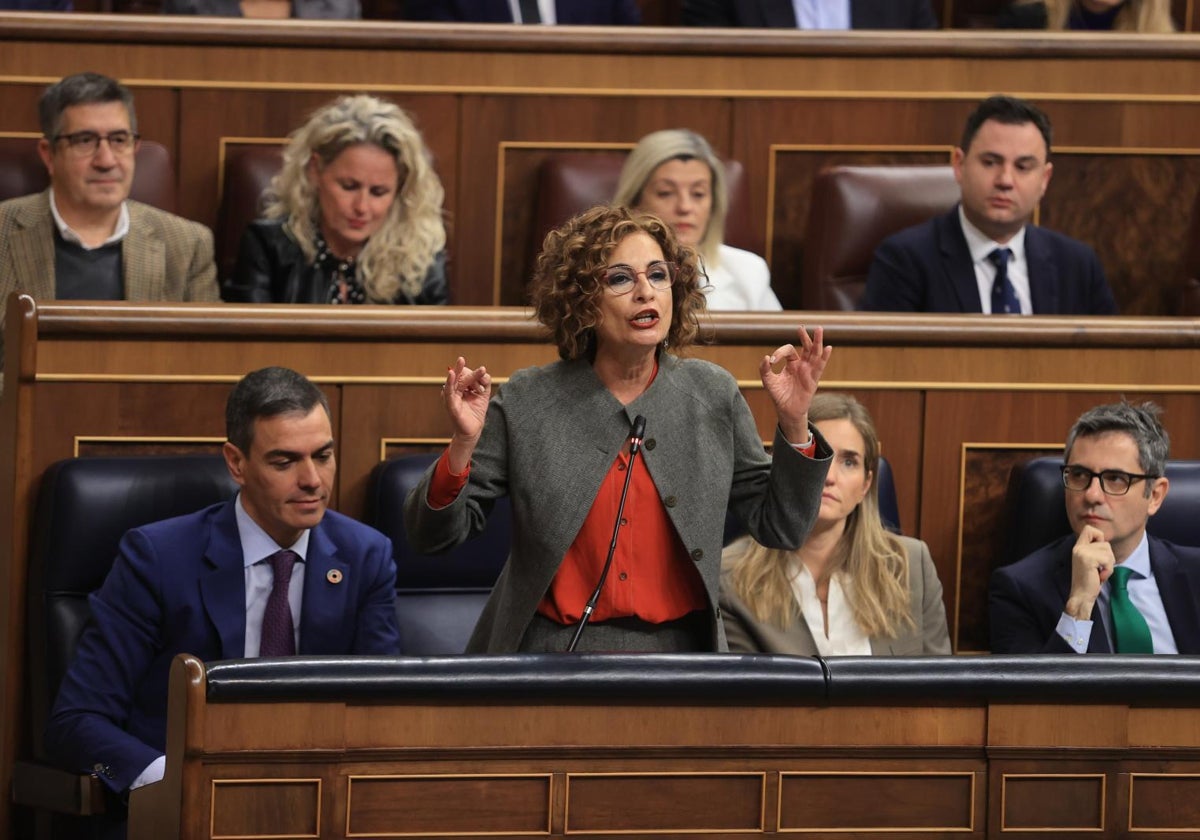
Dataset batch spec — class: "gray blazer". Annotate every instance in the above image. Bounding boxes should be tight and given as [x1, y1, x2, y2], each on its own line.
[720, 535, 952, 655]
[404, 354, 832, 653]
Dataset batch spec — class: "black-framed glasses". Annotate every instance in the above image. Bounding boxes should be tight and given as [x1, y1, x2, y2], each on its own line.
[1061, 464, 1159, 496]
[52, 130, 140, 157]
[601, 261, 675, 296]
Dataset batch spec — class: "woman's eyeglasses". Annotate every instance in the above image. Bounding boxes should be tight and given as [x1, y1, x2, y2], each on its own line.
[601, 261, 676, 296]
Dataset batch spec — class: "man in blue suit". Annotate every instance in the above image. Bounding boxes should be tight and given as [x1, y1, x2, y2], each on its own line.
[45, 367, 400, 810]
[861, 95, 1117, 315]
[405, 0, 640, 24]
[682, 0, 936, 29]
[990, 402, 1200, 654]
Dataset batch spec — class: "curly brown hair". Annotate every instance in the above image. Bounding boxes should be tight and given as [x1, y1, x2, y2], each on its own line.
[530, 204, 707, 361]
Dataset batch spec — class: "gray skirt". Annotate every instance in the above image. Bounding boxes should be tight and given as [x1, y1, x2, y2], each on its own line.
[519, 611, 711, 653]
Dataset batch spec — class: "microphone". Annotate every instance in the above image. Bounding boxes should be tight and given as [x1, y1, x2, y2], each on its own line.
[567, 415, 646, 652]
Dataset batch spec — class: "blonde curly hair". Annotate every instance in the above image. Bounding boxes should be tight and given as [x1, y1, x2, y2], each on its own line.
[530, 204, 707, 361]
[263, 94, 446, 303]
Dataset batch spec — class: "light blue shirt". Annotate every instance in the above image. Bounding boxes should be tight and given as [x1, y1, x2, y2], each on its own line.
[793, 0, 850, 29]
[1055, 532, 1178, 654]
[236, 492, 310, 658]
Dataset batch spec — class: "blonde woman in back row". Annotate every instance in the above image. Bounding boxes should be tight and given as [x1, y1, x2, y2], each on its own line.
[720, 393, 951, 655]
[614, 129, 782, 312]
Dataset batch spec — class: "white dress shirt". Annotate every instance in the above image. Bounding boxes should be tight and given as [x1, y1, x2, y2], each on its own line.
[793, 0, 850, 29]
[958, 205, 1032, 315]
[789, 559, 871, 656]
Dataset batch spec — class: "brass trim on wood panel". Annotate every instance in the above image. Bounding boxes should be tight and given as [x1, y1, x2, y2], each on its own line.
[1127, 773, 1200, 833]
[0, 130, 40, 139]
[72, 435, 226, 457]
[998, 773, 1106, 833]
[776, 770, 976, 833]
[954, 442, 1063, 652]
[378, 437, 451, 461]
[209, 777, 322, 840]
[344, 773, 553, 838]
[563, 771, 767, 836]
[36, 374, 512, 386]
[9, 73, 1200, 102]
[491, 140, 636, 305]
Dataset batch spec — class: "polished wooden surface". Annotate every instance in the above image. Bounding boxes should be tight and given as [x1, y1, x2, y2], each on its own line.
[124, 654, 1200, 839]
[2, 20, 1199, 311]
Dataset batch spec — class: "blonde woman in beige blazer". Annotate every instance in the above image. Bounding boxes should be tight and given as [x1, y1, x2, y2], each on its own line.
[721, 393, 951, 656]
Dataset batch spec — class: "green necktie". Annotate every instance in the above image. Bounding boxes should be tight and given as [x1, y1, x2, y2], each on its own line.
[1109, 565, 1153, 654]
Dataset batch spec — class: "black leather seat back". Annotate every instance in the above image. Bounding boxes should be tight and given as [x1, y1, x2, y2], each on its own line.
[366, 454, 510, 655]
[1000, 456, 1200, 569]
[27, 455, 237, 758]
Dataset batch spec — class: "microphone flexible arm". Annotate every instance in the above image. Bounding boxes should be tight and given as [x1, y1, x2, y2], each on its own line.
[567, 415, 646, 652]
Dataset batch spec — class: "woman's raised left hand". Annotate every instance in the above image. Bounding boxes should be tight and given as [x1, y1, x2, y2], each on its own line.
[759, 325, 832, 443]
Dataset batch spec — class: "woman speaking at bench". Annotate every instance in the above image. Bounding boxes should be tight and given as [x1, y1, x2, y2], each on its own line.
[721, 393, 951, 655]
[404, 204, 831, 653]
[614, 129, 782, 311]
[225, 95, 448, 305]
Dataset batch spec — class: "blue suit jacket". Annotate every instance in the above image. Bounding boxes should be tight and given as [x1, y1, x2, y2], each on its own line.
[989, 534, 1200, 654]
[45, 501, 400, 793]
[682, 0, 936, 29]
[405, 0, 641, 23]
[861, 207, 1118, 315]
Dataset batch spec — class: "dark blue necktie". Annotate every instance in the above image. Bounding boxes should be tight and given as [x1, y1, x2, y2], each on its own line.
[988, 247, 1020, 314]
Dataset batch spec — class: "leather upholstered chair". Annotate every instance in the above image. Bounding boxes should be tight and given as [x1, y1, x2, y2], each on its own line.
[998, 456, 1200, 570]
[16, 455, 236, 833]
[531, 151, 755, 257]
[801, 164, 959, 311]
[216, 144, 285, 289]
[0, 135, 177, 213]
[365, 453, 510, 655]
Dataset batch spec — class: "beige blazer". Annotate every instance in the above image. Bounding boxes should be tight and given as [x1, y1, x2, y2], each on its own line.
[720, 535, 952, 655]
[0, 190, 218, 375]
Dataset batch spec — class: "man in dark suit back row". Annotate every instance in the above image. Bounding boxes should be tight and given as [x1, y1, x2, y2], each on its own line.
[682, 0, 936, 29]
[990, 401, 1200, 654]
[862, 94, 1117, 315]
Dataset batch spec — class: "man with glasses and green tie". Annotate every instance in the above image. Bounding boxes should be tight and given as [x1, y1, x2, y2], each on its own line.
[990, 401, 1200, 654]
[0, 72, 218, 375]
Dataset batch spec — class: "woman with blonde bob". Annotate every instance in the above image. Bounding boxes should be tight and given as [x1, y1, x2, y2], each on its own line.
[721, 393, 951, 655]
[405, 204, 831, 653]
[227, 94, 447, 304]
[613, 129, 781, 311]
[998, 0, 1175, 31]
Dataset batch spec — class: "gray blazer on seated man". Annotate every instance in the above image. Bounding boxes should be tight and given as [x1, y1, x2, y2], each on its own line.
[990, 401, 1200, 655]
[0, 72, 217, 380]
[861, 94, 1117, 316]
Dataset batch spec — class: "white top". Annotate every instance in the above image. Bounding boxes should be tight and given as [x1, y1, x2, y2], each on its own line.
[701, 244, 782, 311]
[788, 559, 871, 656]
[793, 0, 850, 29]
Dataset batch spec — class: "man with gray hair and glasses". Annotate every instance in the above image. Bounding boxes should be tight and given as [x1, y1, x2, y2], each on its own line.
[990, 401, 1200, 654]
[0, 72, 217, 373]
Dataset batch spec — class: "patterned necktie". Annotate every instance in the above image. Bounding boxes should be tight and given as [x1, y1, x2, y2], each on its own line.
[518, 0, 540, 22]
[1109, 565, 1153, 654]
[259, 550, 297, 657]
[988, 247, 1020, 314]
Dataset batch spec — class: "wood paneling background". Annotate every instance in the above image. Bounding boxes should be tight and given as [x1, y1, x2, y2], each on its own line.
[1, 20, 1199, 312]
